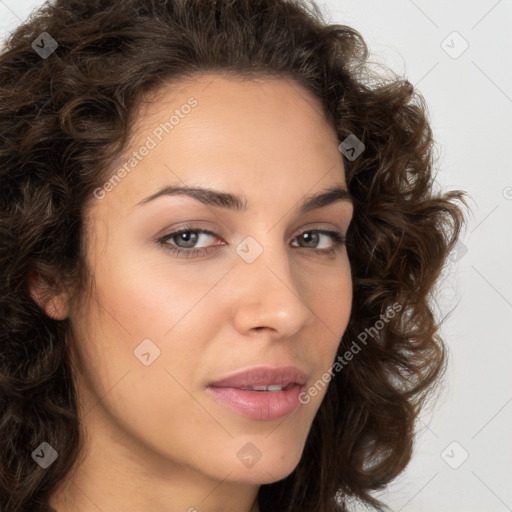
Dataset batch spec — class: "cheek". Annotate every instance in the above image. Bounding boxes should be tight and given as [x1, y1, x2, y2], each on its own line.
[69, 256, 221, 463]
[306, 254, 352, 335]
[89, 251, 219, 342]
[300, 257, 352, 399]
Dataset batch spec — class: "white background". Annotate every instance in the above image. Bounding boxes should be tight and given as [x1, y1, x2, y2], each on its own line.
[1, 1, 511, 511]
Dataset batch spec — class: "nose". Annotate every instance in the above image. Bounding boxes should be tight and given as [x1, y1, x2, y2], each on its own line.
[229, 237, 316, 339]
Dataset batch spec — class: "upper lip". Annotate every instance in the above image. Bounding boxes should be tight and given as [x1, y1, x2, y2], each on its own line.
[208, 365, 308, 388]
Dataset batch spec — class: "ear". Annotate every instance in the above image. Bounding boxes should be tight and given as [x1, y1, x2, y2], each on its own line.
[27, 268, 71, 320]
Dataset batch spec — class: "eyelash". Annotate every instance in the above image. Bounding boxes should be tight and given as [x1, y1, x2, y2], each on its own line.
[157, 225, 347, 259]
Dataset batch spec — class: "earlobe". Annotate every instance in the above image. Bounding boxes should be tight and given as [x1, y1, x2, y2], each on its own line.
[27, 268, 70, 320]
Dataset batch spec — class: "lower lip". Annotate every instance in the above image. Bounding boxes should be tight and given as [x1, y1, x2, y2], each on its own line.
[206, 384, 304, 420]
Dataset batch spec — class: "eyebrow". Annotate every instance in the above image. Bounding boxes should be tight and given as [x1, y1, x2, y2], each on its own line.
[135, 183, 352, 214]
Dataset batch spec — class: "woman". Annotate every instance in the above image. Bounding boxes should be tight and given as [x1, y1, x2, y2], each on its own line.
[0, 0, 467, 510]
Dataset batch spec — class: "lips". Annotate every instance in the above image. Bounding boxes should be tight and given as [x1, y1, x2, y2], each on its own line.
[208, 365, 308, 389]
[206, 366, 309, 420]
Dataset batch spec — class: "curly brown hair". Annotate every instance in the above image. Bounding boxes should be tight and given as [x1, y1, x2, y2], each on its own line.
[0, 0, 467, 510]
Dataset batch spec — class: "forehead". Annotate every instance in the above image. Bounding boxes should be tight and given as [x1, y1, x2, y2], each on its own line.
[96, 73, 346, 211]
[136, 72, 338, 152]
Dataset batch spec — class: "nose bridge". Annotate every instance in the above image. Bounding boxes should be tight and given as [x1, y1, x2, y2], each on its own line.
[230, 232, 315, 335]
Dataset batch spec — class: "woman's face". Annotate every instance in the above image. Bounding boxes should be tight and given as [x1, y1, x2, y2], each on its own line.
[65, 74, 353, 495]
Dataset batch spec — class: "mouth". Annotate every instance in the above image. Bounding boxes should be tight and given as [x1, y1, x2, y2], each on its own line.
[206, 365, 308, 421]
[238, 383, 294, 392]
[208, 365, 308, 389]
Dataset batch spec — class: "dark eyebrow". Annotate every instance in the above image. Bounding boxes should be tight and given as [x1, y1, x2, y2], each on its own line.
[134, 183, 352, 214]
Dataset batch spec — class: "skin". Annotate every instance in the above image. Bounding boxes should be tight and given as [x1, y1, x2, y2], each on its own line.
[33, 73, 353, 512]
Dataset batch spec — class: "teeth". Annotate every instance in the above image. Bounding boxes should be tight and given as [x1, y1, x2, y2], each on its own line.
[240, 384, 286, 392]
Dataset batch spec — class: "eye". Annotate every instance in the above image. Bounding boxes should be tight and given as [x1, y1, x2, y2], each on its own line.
[158, 226, 221, 259]
[157, 225, 346, 259]
[290, 230, 345, 252]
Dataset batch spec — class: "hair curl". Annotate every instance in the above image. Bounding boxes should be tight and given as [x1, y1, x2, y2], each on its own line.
[0, 0, 467, 510]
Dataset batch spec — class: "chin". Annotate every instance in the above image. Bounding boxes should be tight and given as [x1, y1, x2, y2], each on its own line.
[220, 447, 304, 485]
